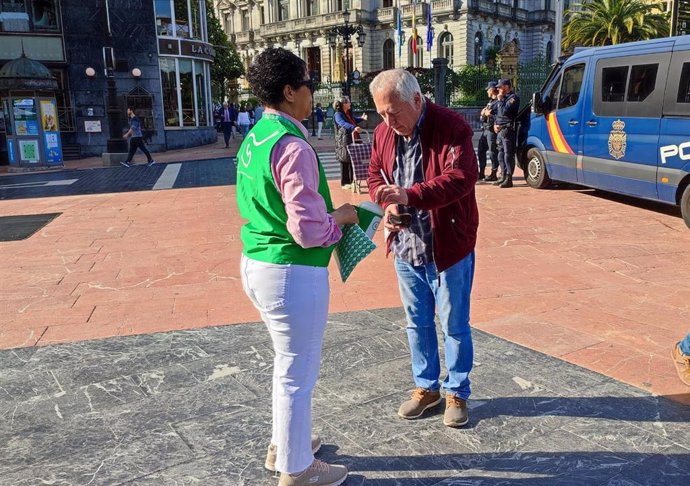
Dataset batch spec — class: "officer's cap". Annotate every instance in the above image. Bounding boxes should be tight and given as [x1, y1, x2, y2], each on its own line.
[486, 81, 497, 90]
[497, 79, 512, 88]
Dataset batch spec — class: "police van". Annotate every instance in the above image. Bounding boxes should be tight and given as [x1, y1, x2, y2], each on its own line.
[519, 36, 690, 228]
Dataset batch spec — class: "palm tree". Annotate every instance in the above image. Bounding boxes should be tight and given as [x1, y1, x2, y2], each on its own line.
[563, 0, 670, 50]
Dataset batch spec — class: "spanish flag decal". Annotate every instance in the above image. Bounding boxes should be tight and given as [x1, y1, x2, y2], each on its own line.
[546, 113, 574, 155]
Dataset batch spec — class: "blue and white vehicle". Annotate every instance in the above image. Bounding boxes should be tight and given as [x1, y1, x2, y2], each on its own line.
[519, 36, 690, 228]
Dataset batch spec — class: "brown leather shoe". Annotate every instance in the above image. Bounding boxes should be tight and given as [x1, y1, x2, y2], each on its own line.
[398, 387, 442, 419]
[443, 393, 469, 428]
[672, 342, 690, 387]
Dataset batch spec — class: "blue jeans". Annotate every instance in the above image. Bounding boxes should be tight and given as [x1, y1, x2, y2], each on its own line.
[680, 333, 690, 355]
[394, 252, 475, 400]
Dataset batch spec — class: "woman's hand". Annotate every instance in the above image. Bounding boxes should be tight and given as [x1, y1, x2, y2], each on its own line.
[354, 126, 363, 133]
[331, 203, 359, 226]
[361, 113, 368, 121]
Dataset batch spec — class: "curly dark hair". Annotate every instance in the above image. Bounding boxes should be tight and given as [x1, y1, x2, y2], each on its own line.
[247, 48, 307, 107]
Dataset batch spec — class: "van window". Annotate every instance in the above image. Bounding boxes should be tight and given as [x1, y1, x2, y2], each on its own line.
[602, 66, 629, 102]
[559, 64, 585, 109]
[627, 64, 658, 102]
[678, 63, 690, 103]
[545, 74, 561, 111]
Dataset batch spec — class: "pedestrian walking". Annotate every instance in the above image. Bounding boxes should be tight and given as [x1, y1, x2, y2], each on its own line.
[254, 103, 264, 122]
[493, 79, 520, 188]
[315, 103, 325, 139]
[236, 47, 357, 486]
[237, 105, 251, 137]
[672, 333, 690, 386]
[477, 82, 500, 182]
[334, 96, 367, 190]
[219, 101, 234, 148]
[367, 68, 479, 428]
[121, 107, 155, 167]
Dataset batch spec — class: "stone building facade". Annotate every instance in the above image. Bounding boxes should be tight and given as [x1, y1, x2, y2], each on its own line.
[214, 0, 557, 86]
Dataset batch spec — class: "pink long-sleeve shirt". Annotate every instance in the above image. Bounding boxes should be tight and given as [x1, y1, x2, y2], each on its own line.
[267, 108, 342, 248]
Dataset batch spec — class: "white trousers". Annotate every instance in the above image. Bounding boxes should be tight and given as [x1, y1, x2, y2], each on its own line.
[240, 255, 329, 473]
[317, 121, 323, 138]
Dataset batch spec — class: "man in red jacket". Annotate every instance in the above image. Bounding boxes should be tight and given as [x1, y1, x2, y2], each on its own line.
[368, 69, 479, 428]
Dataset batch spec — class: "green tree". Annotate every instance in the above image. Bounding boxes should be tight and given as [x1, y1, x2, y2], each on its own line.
[206, 0, 243, 101]
[563, 0, 669, 50]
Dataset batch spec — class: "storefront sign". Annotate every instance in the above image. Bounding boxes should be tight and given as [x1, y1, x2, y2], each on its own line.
[13, 98, 39, 136]
[40, 100, 58, 132]
[180, 40, 215, 61]
[85, 120, 102, 132]
[44, 132, 62, 165]
[19, 139, 40, 163]
[7, 139, 15, 164]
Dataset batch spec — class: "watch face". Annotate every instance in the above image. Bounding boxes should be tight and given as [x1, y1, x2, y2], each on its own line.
[352, 70, 360, 80]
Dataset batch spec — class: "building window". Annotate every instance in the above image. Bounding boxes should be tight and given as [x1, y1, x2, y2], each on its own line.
[408, 36, 423, 68]
[494, 35, 502, 49]
[194, 60, 208, 125]
[383, 39, 394, 70]
[156, 0, 204, 38]
[190, 0, 201, 40]
[474, 32, 483, 65]
[241, 9, 249, 30]
[0, 0, 60, 32]
[160, 57, 180, 127]
[306, 0, 318, 16]
[545, 40, 553, 63]
[174, 0, 189, 38]
[160, 56, 211, 128]
[440, 32, 453, 68]
[335, 0, 343, 11]
[260, 6, 265, 24]
[279, 0, 288, 21]
[383, 0, 393, 7]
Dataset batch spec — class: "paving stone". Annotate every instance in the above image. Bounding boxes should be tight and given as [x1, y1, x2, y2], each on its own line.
[0, 309, 687, 485]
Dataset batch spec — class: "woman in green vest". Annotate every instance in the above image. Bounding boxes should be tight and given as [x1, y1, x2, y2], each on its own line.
[236, 48, 358, 486]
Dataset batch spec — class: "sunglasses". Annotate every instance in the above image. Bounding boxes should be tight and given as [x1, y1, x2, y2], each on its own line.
[295, 79, 317, 94]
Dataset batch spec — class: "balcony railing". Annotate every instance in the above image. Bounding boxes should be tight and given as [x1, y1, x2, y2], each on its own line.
[401, 2, 429, 21]
[236, 30, 254, 44]
[528, 10, 555, 23]
[467, 0, 532, 22]
[260, 9, 366, 38]
[377, 6, 397, 23]
[432, 0, 456, 15]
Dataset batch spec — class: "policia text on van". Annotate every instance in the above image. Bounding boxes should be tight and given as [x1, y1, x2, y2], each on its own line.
[518, 36, 690, 229]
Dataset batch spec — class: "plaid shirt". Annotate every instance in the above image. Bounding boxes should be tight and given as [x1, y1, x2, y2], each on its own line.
[390, 102, 433, 266]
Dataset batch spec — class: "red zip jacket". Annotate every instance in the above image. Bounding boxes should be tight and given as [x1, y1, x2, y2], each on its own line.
[368, 99, 479, 273]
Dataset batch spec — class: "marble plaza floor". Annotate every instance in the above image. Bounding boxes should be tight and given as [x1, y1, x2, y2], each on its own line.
[1, 308, 689, 486]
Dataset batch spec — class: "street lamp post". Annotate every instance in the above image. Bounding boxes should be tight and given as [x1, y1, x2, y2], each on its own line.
[310, 70, 317, 137]
[328, 8, 365, 98]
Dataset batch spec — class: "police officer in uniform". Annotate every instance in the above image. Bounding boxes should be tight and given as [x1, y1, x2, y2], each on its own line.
[493, 79, 520, 188]
[477, 82, 500, 182]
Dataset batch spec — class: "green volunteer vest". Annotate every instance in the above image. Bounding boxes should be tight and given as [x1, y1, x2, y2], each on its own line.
[236, 113, 335, 267]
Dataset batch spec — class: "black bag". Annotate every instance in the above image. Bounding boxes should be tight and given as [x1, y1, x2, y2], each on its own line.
[335, 125, 353, 164]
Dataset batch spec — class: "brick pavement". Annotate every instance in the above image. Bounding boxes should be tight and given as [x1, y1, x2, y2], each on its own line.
[1, 156, 689, 403]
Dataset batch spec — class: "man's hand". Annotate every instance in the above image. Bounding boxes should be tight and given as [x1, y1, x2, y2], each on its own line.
[383, 204, 403, 232]
[331, 203, 359, 226]
[493, 124, 500, 134]
[375, 184, 408, 205]
[354, 126, 363, 133]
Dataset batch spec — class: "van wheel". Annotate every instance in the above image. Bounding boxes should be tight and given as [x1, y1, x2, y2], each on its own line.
[525, 148, 551, 189]
[681, 184, 690, 229]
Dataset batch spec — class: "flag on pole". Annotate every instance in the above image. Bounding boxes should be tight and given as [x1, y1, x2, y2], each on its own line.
[411, 0, 418, 55]
[397, 0, 403, 60]
[426, 1, 433, 53]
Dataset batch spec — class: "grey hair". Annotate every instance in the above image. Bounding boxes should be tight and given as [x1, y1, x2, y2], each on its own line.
[369, 69, 421, 104]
